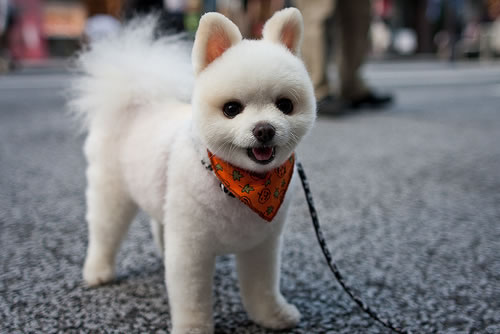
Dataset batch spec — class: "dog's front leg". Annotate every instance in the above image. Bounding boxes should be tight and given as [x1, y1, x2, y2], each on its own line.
[165, 232, 216, 334]
[83, 168, 138, 286]
[236, 234, 301, 329]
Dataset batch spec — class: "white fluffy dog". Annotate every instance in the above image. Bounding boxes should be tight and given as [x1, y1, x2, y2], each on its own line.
[71, 8, 316, 334]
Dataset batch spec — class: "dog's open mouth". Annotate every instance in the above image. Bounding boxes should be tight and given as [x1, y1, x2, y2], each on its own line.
[247, 146, 275, 164]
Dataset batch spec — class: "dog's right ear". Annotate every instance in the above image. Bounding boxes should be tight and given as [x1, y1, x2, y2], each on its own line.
[192, 13, 242, 75]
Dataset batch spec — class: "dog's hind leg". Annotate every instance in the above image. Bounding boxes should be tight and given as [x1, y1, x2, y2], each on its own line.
[83, 163, 138, 286]
[150, 219, 165, 257]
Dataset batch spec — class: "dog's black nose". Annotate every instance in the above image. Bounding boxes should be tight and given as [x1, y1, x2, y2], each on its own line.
[253, 122, 275, 143]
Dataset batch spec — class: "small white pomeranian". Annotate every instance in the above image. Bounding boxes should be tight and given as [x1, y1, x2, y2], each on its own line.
[71, 8, 316, 334]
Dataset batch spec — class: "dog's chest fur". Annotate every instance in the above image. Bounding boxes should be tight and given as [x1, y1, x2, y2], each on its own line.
[165, 127, 291, 254]
[121, 113, 292, 255]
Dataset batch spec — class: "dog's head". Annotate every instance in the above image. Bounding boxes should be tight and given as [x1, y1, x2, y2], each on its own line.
[192, 8, 316, 173]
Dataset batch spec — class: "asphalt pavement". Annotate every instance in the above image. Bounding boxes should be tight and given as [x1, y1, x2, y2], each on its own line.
[1, 61, 499, 333]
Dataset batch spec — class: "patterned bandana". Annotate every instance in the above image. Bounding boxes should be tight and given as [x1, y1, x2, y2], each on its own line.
[208, 152, 295, 222]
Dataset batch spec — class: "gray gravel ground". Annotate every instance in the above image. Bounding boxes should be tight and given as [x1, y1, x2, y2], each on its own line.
[1, 61, 500, 333]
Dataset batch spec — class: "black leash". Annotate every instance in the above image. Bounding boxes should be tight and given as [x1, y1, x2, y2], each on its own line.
[296, 162, 410, 334]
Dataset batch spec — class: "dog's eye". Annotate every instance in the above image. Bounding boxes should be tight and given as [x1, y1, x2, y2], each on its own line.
[222, 101, 243, 118]
[276, 98, 293, 114]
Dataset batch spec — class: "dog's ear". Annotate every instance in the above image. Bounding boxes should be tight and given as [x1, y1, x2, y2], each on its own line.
[192, 12, 242, 75]
[262, 8, 303, 56]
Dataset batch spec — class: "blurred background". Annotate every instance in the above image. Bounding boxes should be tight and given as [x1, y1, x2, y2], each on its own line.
[1, 1, 500, 333]
[1, 0, 500, 71]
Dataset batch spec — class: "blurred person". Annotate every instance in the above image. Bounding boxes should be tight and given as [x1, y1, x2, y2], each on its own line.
[83, 0, 123, 44]
[0, 0, 8, 36]
[122, 0, 188, 34]
[246, 0, 285, 38]
[295, 0, 393, 113]
[0, 0, 9, 55]
[442, 0, 465, 60]
[0, 0, 16, 71]
[217, 0, 247, 36]
[84, 14, 121, 43]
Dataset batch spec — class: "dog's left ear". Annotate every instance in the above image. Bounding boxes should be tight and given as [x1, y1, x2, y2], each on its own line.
[192, 12, 242, 75]
[262, 8, 303, 56]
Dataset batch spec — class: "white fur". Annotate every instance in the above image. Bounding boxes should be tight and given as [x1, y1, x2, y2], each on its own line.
[70, 8, 315, 334]
[262, 7, 303, 56]
[191, 12, 242, 75]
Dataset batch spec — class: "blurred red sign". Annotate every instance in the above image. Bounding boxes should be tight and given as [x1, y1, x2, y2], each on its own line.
[9, 0, 47, 60]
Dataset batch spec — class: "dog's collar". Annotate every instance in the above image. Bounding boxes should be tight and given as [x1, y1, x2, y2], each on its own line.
[202, 151, 295, 222]
[201, 158, 237, 199]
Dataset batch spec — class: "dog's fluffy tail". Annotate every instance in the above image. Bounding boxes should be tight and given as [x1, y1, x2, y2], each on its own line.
[69, 16, 193, 129]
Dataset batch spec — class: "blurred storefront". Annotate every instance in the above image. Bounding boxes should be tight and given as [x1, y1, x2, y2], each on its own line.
[43, 1, 86, 57]
[1, 0, 499, 66]
[4, 0, 86, 62]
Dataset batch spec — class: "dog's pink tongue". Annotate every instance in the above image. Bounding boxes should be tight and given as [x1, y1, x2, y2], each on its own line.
[252, 147, 273, 161]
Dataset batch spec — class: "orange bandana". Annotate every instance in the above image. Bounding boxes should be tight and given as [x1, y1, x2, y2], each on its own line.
[208, 152, 295, 222]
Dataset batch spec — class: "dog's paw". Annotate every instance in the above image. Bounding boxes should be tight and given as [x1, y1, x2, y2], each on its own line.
[83, 257, 114, 286]
[249, 301, 301, 330]
[171, 324, 213, 334]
